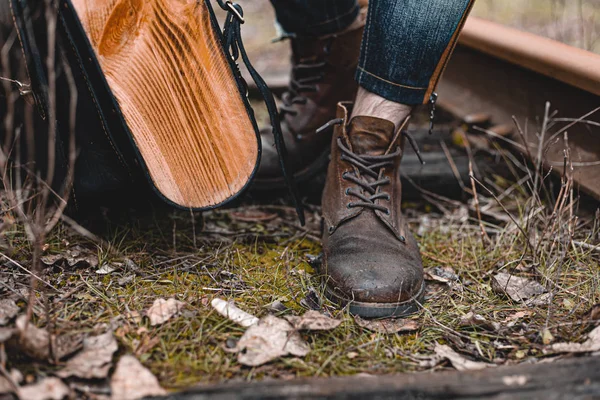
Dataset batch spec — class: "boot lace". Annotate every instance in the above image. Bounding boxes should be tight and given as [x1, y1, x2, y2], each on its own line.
[279, 40, 332, 118]
[217, 0, 305, 224]
[338, 138, 398, 214]
[319, 118, 426, 214]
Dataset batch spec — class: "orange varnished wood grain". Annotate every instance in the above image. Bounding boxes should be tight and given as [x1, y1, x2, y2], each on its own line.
[71, 0, 259, 208]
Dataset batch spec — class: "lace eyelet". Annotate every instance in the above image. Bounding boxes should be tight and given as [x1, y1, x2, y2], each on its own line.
[347, 203, 354, 209]
[342, 172, 349, 179]
[385, 209, 390, 215]
[345, 188, 350, 195]
[328, 226, 335, 234]
[399, 235, 406, 243]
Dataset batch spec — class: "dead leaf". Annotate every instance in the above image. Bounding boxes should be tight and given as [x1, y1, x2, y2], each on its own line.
[18, 377, 70, 400]
[235, 315, 310, 366]
[123, 258, 139, 272]
[10, 369, 23, 385]
[124, 311, 142, 325]
[96, 263, 119, 275]
[285, 311, 341, 331]
[14, 316, 81, 361]
[541, 328, 554, 345]
[146, 298, 186, 326]
[502, 310, 533, 327]
[550, 325, 600, 354]
[416, 354, 443, 368]
[211, 298, 259, 327]
[57, 332, 118, 379]
[425, 266, 463, 292]
[434, 344, 495, 371]
[41, 246, 98, 268]
[583, 303, 600, 325]
[300, 287, 321, 310]
[0, 375, 15, 396]
[424, 266, 459, 284]
[525, 293, 552, 307]
[229, 209, 277, 222]
[215, 270, 247, 290]
[118, 274, 135, 286]
[110, 355, 166, 400]
[54, 333, 84, 360]
[491, 273, 546, 302]
[133, 334, 160, 357]
[562, 298, 575, 310]
[0, 327, 13, 343]
[459, 312, 499, 331]
[354, 316, 420, 334]
[267, 300, 287, 313]
[15, 315, 49, 360]
[0, 299, 18, 325]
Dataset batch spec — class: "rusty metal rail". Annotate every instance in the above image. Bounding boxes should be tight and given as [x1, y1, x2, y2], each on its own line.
[248, 16, 600, 199]
[439, 17, 600, 199]
[460, 18, 600, 96]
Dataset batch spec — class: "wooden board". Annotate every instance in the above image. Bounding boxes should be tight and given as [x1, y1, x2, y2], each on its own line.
[171, 356, 600, 399]
[70, 0, 259, 208]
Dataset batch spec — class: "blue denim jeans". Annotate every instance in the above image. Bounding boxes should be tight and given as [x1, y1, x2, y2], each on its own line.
[270, 0, 475, 105]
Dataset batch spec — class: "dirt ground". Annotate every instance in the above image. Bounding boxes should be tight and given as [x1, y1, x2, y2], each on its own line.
[2, 108, 599, 397]
[0, 1, 599, 399]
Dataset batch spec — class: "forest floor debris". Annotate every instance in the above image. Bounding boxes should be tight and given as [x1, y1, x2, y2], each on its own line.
[1, 180, 598, 393]
[0, 4, 598, 393]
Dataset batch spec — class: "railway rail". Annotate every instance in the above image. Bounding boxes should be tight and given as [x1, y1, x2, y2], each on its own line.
[439, 17, 600, 200]
[251, 17, 600, 201]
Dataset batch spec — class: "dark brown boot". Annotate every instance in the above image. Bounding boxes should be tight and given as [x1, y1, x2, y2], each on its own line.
[254, 12, 366, 189]
[320, 102, 425, 318]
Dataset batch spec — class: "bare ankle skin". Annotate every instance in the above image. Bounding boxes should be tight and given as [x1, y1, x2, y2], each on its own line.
[351, 86, 413, 130]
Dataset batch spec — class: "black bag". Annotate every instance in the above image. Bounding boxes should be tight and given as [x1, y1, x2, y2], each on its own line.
[2, 0, 302, 220]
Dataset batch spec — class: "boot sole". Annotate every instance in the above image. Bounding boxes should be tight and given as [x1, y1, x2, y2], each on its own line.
[324, 282, 425, 319]
[251, 146, 331, 190]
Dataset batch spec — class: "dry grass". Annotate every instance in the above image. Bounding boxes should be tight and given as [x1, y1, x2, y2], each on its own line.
[2, 104, 599, 391]
[1, 1, 599, 394]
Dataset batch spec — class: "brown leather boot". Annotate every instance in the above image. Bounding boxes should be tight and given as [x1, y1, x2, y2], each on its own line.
[320, 102, 425, 318]
[254, 12, 366, 189]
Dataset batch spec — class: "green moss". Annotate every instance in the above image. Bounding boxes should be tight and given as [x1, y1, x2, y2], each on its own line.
[3, 177, 599, 390]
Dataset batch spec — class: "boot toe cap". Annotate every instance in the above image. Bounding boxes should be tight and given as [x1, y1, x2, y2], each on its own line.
[323, 229, 424, 305]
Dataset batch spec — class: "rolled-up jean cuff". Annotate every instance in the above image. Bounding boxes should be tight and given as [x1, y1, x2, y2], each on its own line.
[271, 1, 359, 37]
[356, 68, 428, 106]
